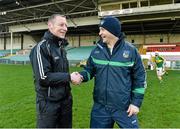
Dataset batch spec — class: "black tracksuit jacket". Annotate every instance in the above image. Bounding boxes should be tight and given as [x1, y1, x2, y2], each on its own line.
[29, 31, 71, 102]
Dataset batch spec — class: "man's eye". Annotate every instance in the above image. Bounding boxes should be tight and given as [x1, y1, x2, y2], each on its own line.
[59, 24, 67, 27]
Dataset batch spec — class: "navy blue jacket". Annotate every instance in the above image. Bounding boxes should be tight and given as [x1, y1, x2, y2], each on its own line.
[80, 35, 146, 110]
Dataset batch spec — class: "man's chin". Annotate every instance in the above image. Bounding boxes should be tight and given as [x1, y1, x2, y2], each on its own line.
[102, 39, 107, 43]
[59, 35, 65, 39]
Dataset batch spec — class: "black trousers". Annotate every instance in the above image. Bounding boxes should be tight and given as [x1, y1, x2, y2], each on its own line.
[36, 94, 72, 128]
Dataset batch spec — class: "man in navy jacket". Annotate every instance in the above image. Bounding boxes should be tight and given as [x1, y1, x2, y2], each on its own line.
[75, 16, 146, 128]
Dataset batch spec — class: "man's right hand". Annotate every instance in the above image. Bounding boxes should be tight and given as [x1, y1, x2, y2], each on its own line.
[70, 72, 83, 85]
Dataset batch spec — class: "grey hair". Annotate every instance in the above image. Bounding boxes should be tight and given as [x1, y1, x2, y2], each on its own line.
[48, 14, 66, 23]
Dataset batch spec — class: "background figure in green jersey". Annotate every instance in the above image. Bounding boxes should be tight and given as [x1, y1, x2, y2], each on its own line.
[154, 51, 168, 83]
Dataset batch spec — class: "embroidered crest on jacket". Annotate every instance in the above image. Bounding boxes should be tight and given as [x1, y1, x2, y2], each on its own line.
[123, 50, 130, 58]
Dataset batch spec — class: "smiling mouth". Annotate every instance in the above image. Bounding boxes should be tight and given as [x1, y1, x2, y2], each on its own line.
[101, 35, 106, 39]
[59, 32, 66, 35]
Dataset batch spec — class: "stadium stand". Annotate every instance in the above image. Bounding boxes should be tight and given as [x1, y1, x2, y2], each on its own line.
[0, 0, 180, 69]
[67, 46, 95, 66]
[0, 49, 28, 64]
[0, 49, 20, 57]
[139, 45, 147, 55]
[10, 55, 30, 62]
[0, 46, 95, 65]
[143, 44, 180, 61]
[67, 46, 95, 60]
[146, 44, 180, 52]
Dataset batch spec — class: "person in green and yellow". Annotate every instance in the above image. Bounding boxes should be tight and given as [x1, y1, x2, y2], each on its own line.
[154, 51, 168, 83]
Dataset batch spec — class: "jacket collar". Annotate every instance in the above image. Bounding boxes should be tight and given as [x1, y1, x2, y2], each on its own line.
[43, 31, 68, 47]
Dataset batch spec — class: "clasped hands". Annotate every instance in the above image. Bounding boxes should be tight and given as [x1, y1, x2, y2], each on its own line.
[70, 72, 83, 85]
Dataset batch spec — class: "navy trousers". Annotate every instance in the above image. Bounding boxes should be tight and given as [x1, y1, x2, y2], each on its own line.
[90, 102, 139, 128]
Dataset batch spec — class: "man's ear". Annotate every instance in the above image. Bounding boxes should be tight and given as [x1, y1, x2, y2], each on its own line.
[48, 22, 52, 29]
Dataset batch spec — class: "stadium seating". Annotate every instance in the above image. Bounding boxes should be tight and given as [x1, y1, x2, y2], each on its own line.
[9, 55, 30, 61]
[0, 46, 96, 65]
[0, 49, 20, 57]
[67, 46, 95, 60]
[67, 46, 95, 66]
[146, 46, 180, 52]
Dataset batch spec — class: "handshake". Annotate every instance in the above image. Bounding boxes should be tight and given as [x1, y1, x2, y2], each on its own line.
[70, 72, 83, 85]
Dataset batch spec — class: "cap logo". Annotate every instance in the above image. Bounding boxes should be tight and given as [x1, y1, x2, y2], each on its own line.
[100, 20, 104, 26]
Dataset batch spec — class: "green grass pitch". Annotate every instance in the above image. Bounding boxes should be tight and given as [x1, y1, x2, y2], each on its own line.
[0, 64, 180, 127]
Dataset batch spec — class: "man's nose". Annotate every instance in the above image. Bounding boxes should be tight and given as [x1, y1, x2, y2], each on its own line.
[63, 25, 68, 31]
[99, 31, 102, 36]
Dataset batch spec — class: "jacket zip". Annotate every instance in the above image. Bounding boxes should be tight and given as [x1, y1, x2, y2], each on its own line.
[105, 48, 111, 105]
[59, 45, 64, 71]
[105, 63, 109, 105]
[48, 87, 51, 97]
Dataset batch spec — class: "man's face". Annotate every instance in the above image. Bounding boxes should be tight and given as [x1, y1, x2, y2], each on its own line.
[155, 53, 159, 56]
[99, 27, 115, 44]
[48, 16, 68, 39]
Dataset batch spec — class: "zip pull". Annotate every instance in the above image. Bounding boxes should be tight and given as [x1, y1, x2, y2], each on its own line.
[59, 41, 63, 48]
[48, 87, 51, 97]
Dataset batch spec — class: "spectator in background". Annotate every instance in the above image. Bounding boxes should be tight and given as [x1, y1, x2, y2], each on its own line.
[29, 14, 82, 128]
[72, 16, 147, 128]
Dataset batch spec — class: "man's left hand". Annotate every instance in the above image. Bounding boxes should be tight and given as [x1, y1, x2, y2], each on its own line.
[127, 104, 139, 117]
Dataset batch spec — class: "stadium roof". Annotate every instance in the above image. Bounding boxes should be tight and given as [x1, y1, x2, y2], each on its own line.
[1, 0, 180, 35]
[0, 0, 98, 34]
[0, 0, 97, 25]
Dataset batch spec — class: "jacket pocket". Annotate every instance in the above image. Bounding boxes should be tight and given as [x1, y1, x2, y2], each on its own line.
[37, 100, 47, 114]
[48, 86, 66, 101]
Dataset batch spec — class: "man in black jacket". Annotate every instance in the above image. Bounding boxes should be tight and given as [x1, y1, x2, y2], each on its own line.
[29, 14, 82, 128]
